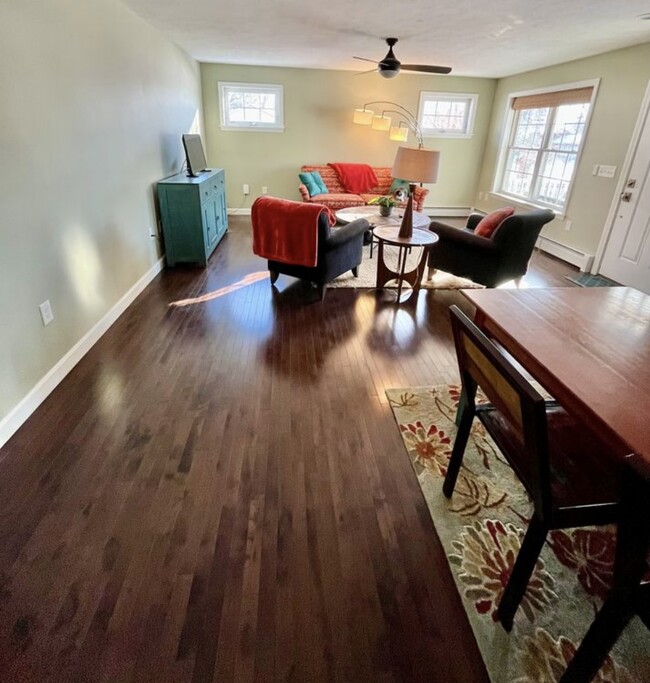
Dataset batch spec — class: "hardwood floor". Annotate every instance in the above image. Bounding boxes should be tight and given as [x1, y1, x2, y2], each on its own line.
[0, 217, 577, 682]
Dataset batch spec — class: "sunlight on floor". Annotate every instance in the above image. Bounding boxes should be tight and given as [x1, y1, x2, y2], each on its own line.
[169, 271, 268, 307]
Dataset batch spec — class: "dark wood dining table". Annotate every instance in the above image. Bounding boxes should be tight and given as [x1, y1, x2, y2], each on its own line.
[461, 286, 650, 682]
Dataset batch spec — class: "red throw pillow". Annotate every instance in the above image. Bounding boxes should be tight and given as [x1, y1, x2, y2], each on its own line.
[474, 207, 515, 238]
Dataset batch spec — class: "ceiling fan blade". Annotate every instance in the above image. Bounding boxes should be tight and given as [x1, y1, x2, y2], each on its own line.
[353, 56, 379, 64]
[400, 64, 452, 74]
[354, 67, 378, 76]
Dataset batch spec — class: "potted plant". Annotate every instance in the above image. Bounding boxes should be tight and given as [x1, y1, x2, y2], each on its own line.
[369, 194, 398, 217]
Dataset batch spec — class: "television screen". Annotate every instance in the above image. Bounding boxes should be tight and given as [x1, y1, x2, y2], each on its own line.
[182, 134, 209, 177]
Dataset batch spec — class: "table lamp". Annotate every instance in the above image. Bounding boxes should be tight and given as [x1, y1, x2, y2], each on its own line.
[392, 147, 440, 239]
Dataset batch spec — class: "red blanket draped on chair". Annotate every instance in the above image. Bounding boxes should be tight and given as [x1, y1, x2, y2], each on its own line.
[328, 163, 378, 193]
[251, 196, 335, 268]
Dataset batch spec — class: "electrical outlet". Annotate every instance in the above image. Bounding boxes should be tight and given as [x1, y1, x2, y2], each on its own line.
[243, 183, 250, 195]
[262, 186, 268, 195]
[39, 300, 54, 326]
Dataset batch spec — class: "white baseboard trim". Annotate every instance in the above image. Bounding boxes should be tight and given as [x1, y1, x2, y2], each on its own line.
[536, 235, 594, 272]
[424, 206, 472, 217]
[230, 207, 473, 218]
[0, 257, 165, 450]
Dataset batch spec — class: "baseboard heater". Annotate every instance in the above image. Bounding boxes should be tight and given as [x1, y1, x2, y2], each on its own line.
[535, 235, 594, 272]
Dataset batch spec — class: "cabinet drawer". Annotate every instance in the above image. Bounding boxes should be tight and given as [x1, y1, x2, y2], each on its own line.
[204, 173, 224, 199]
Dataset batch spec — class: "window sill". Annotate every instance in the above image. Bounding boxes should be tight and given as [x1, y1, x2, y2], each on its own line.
[488, 192, 565, 219]
[220, 126, 284, 133]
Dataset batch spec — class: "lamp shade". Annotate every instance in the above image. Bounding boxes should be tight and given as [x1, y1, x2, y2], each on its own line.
[392, 147, 440, 183]
[389, 124, 409, 142]
[371, 115, 391, 131]
[353, 108, 373, 125]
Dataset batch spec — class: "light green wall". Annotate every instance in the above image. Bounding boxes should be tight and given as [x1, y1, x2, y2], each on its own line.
[475, 42, 650, 255]
[0, 0, 201, 426]
[200, 64, 496, 209]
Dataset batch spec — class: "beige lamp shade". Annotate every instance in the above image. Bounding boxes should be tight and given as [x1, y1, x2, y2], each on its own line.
[392, 146, 440, 183]
[353, 108, 374, 125]
[371, 114, 391, 131]
[389, 124, 409, 142]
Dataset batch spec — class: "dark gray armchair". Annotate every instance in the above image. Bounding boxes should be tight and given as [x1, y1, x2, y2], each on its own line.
[427, 209, 555, 287]
[268, 212, 369, 300]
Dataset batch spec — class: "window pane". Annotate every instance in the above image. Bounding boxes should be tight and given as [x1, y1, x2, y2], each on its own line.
[549, 103, 588, 153]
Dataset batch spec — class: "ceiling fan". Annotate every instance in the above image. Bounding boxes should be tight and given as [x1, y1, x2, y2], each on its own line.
[354, 37, 451, 78]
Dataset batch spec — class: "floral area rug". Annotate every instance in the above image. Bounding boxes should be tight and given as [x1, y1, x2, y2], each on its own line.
[386, 384, 650, 683]
[327, 243, 483, 290]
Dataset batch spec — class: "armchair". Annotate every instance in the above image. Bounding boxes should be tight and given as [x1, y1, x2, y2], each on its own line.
[427, 209, 555, 287]
[252, 196, 369, 300]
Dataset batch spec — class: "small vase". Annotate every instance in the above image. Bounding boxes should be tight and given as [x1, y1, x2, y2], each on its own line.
[379, 205, 393, 217]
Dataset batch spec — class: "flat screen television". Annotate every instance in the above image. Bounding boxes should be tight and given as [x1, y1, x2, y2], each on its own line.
[182, 133, 209, 177]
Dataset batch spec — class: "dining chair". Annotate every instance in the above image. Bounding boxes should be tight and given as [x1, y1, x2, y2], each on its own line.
[443, 305, 620, 631]
[559, 471, 649, 682]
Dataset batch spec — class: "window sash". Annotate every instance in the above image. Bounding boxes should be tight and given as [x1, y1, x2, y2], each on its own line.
[500, 101, 589, 209]
[219, 82, 284, 131]
[418, 92, 478, 138]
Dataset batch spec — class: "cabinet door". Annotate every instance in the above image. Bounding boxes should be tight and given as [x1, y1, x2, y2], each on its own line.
[218, 190, 228, 238]
[203, 198, 219, 254]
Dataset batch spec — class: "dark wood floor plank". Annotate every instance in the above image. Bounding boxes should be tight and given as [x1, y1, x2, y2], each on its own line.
[0, 216, 577, 682]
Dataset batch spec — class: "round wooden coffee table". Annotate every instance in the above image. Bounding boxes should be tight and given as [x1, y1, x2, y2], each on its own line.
[336, 206, 430, 258]
[335, 205, 430, 229]
[374, 227, 439, 301]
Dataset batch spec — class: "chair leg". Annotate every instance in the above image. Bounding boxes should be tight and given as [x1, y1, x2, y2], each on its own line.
[426, 266, 437, 281]
[442, 400, 474, 498]
[559, 589, 636, 683]
[497, 516, 547, 631]
[318, 283, 327, 300]
[352, 266, 359, 277]
[269, 270, 279, 284]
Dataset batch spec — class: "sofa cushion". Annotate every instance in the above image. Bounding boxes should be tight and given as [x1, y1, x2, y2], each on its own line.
[299, 172, 321, 197]
[475, 207, 515, 238]
[311, 171, 328, 194]
[307, 193, 365, 210]
[389, 178, 411, 195]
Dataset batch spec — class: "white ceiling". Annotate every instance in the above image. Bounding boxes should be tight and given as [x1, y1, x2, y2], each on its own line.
[121, 0, 650, 78]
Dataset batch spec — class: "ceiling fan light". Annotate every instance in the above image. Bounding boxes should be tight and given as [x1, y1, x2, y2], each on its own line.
[379, 69, 399, 79]
[371, 115, 391, 131]
[353, 108, 374, 125]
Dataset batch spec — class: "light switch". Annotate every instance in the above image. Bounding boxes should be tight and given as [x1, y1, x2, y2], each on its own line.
[597, 165, 617, 178]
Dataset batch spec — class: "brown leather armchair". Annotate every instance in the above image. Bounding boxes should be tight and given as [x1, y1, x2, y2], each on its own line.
[427, 209, 555, 287]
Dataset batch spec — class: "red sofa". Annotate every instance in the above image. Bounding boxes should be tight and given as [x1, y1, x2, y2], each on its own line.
[298, 165, 429, 212]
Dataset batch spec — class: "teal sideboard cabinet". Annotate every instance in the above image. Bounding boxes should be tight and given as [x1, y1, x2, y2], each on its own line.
[157, 168, 228, 266]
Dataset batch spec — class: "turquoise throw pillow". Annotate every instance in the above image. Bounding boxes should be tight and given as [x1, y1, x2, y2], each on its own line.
[389, 178, 411, 195]
[299, 172, 322, 197]
[311, 170, 328, 195]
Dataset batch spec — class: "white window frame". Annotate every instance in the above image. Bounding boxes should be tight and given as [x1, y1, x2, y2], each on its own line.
[492, 79, 600, 215]
[417, 92, 478, 139]
[218, 82, 284, 132]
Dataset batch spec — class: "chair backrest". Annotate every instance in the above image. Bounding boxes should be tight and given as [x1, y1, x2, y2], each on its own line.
[491, 209, 555, 279]
[449, 305, 552, 510]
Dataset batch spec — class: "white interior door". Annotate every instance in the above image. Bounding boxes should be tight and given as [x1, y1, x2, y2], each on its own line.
[599, 97, 650, 294]
[600, 99, 650, 294]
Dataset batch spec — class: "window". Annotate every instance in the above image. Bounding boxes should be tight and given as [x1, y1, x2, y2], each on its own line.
[218, 82, 284, 131]
[497, 84, 596, 210]
[418, 92, 478, 138]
